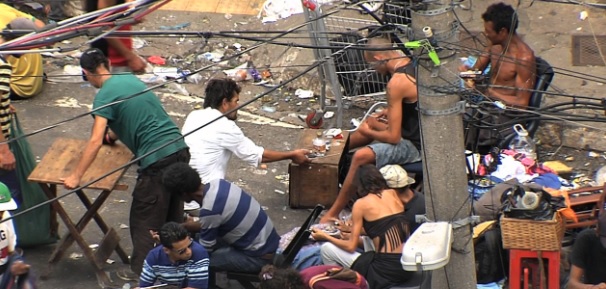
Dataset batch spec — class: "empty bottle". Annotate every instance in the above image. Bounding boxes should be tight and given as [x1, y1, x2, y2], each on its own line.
[509, 124, 537, 161]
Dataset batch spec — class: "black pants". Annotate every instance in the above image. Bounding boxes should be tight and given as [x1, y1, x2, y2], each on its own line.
[129, 148, 190, 274]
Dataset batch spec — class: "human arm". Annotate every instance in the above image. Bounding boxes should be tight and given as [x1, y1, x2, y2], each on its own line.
[62, 115, 107, 189]
[262, 149, 310, 164]
[568, 265, 606, 289]
[311, 200, 365, 253]
[514, 54, 536, 103]
[358, 80, 411, 144]
[460, 47, 492, 72]
[97, 0, 146, 72]
[138, 259, 157, 288]
[198, 210, 222, 250]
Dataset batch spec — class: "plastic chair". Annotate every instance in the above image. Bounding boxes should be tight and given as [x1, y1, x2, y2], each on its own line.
[224, 205, 325, 289]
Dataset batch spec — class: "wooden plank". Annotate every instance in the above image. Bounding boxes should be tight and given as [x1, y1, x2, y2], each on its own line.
[160, 0, 261, 15]
[28, 138, 133, 191]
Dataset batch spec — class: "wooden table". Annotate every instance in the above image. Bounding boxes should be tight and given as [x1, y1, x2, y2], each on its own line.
[288, 129, 350, 208]
[28, 138, 134, 288]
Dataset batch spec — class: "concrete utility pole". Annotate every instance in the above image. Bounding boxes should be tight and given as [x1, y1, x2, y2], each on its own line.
[409, 2, 477, 288]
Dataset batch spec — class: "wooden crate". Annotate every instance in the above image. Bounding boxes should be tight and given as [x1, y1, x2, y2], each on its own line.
[289, 129, 349, 208]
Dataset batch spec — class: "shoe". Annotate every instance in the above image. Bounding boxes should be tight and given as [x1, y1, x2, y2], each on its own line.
[116, 269, 139, 282]
[184, 200, 201, 211]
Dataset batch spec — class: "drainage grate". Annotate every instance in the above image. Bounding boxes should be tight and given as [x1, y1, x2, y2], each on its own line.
[572, 35, 606, 66]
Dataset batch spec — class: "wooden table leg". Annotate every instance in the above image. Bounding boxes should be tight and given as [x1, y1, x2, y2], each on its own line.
[75, 189, 130, 264]
[40, 183, 60, 238]
[39, 185, 104, 267]
[48, 189, 111, 263]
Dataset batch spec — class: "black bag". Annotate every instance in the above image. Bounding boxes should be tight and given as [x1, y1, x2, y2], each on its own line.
[329, 33, 391, 96]
[474, 227, 508, 284]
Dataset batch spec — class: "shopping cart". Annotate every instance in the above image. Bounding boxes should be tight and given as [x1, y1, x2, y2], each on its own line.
[301, 0, 417, 128]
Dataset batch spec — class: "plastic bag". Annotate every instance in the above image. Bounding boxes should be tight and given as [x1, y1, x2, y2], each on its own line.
[500, 182, 566, 221]
[9, 113, 58, 247]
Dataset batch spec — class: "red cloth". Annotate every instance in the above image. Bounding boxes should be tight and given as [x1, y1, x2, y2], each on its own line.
[300, 265, 368, 289]
[107, 25, 133, 67]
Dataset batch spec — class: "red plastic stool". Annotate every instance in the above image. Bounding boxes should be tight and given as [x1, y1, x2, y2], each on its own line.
[509, 249, 560, 289]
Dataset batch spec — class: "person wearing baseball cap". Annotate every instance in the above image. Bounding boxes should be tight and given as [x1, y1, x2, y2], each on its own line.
[568, 211, 606, 288]
[0, 181, 31, 286]
[379, 164, 425, 233]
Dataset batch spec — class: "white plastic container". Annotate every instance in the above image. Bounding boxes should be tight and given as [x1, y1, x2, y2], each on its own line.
[509, 124, 537, 161]
[401, 222, 453, 271]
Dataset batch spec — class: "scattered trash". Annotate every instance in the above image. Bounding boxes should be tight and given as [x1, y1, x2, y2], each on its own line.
[261, 206, 269, 211]
[166, 83, 189, 96]
[596, 165, 606, 185]
[224, 13, 233, 20]
[106, 259, 115, 265]
[262, 105, 277, 113]
[153, 67, 180, 79]
[200, 51, 224, 62]
[253, 168, 268, 175]
[122, 283, 131, 289]
[158, 22, 190, 30]
[588, 151, 599, 158]
[133, 37, 147, 49]
[147, 55, 166, 65]
[576, 27, 582, 31]
[46, 65, 85, 83]
[114, 199, 127, 203]
[187, 73, 203, 84]
[119, 224, 129, 229]
[223, 63, 253, 81]
[295, 89, 314, 99]
[275, 189, 285, 195]
[61, 40, 71, 44]
[69, 253, 83, 260]
[579, 11, 588, 21]
[565, 156, 575, 161]
[324, 111, 334, 119]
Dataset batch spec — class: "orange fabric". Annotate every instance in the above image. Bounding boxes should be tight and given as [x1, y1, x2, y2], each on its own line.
[543, 187, 578, 223]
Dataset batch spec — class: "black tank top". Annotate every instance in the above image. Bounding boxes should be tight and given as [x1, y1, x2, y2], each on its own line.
[363, 211, 410, 252]
[395, 64, 421, 150]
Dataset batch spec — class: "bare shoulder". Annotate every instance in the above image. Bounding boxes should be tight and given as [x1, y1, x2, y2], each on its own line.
[387, 74, 415, 102]
[516, 41, 536, 65]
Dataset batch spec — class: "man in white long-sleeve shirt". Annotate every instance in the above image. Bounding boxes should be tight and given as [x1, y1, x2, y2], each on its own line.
[182, 78, 309, 208]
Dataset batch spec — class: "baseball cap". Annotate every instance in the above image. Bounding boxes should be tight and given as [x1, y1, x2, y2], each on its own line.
[0, 182, 17, 211]
[80, 48, 109, 72]
[380, 164, 415, 189]
[599, 212, 606, 248]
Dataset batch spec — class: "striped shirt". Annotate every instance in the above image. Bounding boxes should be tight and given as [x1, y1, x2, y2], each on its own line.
[139, 242, 209, 289]
[199, 179, 280, 256]
[0, 57, 11, 139]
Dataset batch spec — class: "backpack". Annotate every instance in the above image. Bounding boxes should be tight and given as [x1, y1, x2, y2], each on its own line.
[474, 225, 508, 284]
[329, 33, 391, 97]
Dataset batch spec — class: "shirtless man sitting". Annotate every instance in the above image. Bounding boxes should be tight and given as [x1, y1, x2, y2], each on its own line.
[460, 2, 536, 146]
[320, 36, 421, 223]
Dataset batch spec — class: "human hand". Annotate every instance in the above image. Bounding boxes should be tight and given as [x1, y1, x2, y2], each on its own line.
[357, 121, 372, 136]
[335, 220, 352, 233]
[593, 283, 606, 289]
[10, 261, 30, 275]
[340, 231, 351, 240]
[0, 149, 16, 171]
[310, 228, 329, 241]
[61, 174, 81, 190]
[291, 149, 311, 164]
[149, 230, 160, 243]
[9, 104, 16, 114]
[458, 64, 471, 72]
[127, 56, 146, 73]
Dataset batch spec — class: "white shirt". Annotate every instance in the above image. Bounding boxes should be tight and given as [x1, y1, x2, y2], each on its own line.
[182, 108, 264, 183]
[0, 211, 17, 268]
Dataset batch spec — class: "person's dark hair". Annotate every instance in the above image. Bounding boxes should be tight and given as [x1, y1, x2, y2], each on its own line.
[162, 163, 202, 196]
[159, 222, 189, 249]
[481, 2, 518, 34]
[80, 48, 110, 72]
[203, 78, 242, 109]
[258, 265, 304, 289]
[355, 164, 389, 198]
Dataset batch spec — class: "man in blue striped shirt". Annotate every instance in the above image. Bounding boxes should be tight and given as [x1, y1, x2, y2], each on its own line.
[139, 222, 209, 289]
[163, 163, 280, 273]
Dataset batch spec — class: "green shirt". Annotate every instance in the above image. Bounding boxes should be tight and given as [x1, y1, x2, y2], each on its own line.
[93, 74, 187, 169]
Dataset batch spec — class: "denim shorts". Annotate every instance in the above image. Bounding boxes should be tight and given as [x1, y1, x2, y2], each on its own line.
[368, 138, 422, 168]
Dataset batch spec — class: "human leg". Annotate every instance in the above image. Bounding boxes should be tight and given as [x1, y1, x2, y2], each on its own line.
[320, 242, 360, 268]
[320, 147, 376, 223]
[209, 246, 270, 273]
[348, 130, 374, 149]
[368, 139, 421, 168]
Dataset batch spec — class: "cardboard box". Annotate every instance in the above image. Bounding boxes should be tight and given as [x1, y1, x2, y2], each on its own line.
[289, 129, 349, 208]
